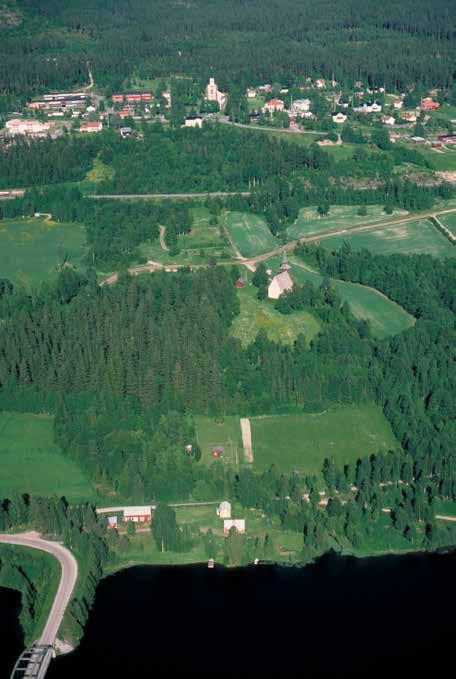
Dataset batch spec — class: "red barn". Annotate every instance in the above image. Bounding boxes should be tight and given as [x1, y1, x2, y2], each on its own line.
[126, 93, 142, 103]
[112, 94, 124, 103]
[141, 93, 153, 101]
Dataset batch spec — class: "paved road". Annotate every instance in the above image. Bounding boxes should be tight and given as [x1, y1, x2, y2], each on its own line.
[217, 116, 327, 136]
[0, 531, 78, 646]
[87, 191, 251, 200]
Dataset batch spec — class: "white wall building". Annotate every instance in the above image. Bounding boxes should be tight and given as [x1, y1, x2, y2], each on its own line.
[206, 78, 227, 109]
[217, 501, 232, 519]
[291, 99, 311, 115]
[263, 98, 285, 113]
[224, 519, 246, 535]
[5, 119, 50, 137]
[184, 116, 203, 128]
[332, 112, 347, 124]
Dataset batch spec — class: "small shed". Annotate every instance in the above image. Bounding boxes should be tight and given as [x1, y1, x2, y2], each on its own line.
[217, 501, 232, 519]
[107, 516, 118, 529]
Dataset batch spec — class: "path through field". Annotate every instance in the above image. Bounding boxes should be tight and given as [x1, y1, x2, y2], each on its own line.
[240, 418, 253, 463]
[159, 225, 169, 251]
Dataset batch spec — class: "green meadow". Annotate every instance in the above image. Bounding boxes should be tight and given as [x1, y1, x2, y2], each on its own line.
[284, 258, 414, 339]
[0, 217, 87, 288]
[287, 205, 408, 241]
[250, 405, 399, 474]
[195, 416, 243, 466]
[225, 211, 279, 257]
[321, 219, 456, 258]
[231, 283, 321, 346]
[0, 412, 96, 501]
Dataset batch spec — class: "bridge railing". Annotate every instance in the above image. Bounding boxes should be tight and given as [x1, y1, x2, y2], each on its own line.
[10, 644, 54, 679]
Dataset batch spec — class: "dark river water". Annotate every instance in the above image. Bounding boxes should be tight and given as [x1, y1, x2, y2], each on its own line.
[4, 550, 456, 677]
[0, 587, 23, 679]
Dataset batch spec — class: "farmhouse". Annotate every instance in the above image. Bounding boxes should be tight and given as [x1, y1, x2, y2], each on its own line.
[332, 112, 347, 124]
[263, 98, 284, 113]
[217, 501, 232, 519]
[224, 519, 246, 535]
[123, 506, 153, 523]
[401, 111, 417, 123]
[393, 100, 404, 110]
[5, 119, 50, 137]
[79, 120, 103, 133]
[268, 251, 293, 300]
[206, 78, 227, 108]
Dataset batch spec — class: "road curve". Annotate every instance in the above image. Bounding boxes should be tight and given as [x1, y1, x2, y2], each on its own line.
[0, 531, 78, 646]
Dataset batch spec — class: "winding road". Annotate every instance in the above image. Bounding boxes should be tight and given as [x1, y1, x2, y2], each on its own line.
[0, 531, 78, 646]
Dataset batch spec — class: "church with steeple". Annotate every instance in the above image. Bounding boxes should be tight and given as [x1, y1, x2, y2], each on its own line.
[267, 250, 293, 299]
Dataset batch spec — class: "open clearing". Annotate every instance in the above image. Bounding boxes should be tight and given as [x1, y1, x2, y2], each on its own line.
[438, 213, 456, 238]
[0, 218, 87, 288]
[179, 207, 226, 250]
[231, 284, 321, 345]
[225, 211, 279, 258]
[282, 258, 414, 339]
[321, 219, 456, 258]
[286, 205, 408, 240]
[195, 416, 242, 466]
[250, 405, 399, 474]
[0, 412, 96, 501]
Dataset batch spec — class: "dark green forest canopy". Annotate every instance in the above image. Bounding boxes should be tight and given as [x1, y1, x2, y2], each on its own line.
[1, 0, 455, 99]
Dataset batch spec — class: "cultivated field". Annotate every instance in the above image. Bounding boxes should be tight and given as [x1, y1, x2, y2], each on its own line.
[0, 217, 87, 288]
[195, 416, 243, 466]
[321, 219, 456, 258]
[250, 405, 399, 474]
[287, 205, 408, 240]
[225, 211, 279, 257]
[287, 259, 414, 339]
[438, 213, 456, 238]
[0, 412, 96, 501]
[231, 284, 321, 346]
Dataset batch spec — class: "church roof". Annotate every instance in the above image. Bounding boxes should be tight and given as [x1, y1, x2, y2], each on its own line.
[271, 270, 293, 293]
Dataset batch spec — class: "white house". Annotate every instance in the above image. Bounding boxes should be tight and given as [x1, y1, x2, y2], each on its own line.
[217, 501, 232, 519]
[123, 506, 153, 522]
[332, 112, 347, 124]
[224, 519, 246, 535]
[393, 100, 404, 110]
[382, 115, 395, 126]
[263, 98, 284, 113]
[246, 88, 257, 98]
[291, 98, 311, 115]
[315, 79, 326, 89]
[206, 78, 227, 109]
[268, 251, 293, 300]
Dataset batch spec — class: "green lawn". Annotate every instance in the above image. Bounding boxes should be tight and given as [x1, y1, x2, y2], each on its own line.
[288, 259, 414, 339]
[231, 283, 321, 346]
[225, 211, 279, 257]
[0, 217, 87, 288]
[179, 207, 227, 250]
[195, 416, 243, 466]
[439, 213, 456, 238]
[0, 412, 96, 501]
[251, 405, 399, 474]
[287, 205, 408, 240]
[321, 218, 456, 258]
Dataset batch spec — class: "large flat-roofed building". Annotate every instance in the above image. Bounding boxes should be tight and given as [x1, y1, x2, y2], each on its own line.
[5, 118, 50, 137]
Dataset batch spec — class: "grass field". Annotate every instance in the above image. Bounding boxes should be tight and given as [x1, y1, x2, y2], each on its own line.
[438, 213, 456, 238]
[0, 217, 87, 288]
[320, 219, 456, 258]
[195, 416, 243, 466]
[179, 207, 227, 250]
[282, 258, 414, 339]
[0, 412, 96, 501]
[250, 405, 399, 474]
[287, 205, 408, 240]
[225, 211, 279, 257]
[231, 283, 321, 346]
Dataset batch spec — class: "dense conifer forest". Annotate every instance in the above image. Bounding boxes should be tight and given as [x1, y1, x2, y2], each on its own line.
[0, 0, 455, 102]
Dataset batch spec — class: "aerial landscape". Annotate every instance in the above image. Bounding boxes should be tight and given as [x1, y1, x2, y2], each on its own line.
[0, 0, 456, 675]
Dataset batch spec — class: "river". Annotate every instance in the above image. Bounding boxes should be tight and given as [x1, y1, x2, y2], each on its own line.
[0, 587, 23, 679]
[3, 550, 455, 677]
